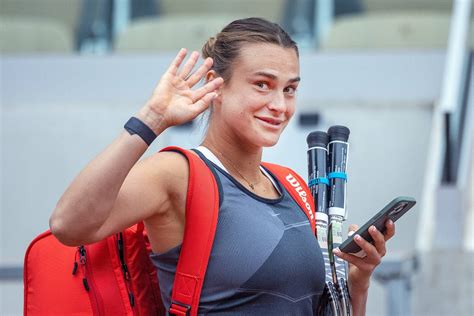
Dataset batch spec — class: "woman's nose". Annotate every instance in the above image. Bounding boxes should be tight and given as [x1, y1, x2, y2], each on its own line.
[267, 92, 286, 113]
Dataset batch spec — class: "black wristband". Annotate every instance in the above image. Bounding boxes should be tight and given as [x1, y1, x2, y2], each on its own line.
[124, 117, 157, 146]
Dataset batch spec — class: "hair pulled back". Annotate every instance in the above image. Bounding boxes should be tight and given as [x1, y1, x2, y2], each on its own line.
[202, 17, 298, 81]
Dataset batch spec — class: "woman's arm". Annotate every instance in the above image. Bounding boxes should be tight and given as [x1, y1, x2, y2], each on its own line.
[333, 220, 396, 316]
[50, 127, 162, 246]
[50, 49, 223, 246]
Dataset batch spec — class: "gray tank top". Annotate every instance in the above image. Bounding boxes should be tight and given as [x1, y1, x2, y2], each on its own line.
[150, 150, 326, 315]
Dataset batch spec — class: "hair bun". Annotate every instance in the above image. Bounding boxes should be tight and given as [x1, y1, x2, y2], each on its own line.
[202, 36, 217, 58]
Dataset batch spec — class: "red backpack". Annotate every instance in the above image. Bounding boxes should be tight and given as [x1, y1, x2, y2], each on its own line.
[24, 146, 315, 316]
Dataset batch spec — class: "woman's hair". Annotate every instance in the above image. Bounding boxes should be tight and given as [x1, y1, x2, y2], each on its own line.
[201, 17, 298, 81]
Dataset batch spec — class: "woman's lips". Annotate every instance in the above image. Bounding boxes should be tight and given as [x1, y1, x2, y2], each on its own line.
[256, 116, 283, 126]
[255, 117, 285, 130]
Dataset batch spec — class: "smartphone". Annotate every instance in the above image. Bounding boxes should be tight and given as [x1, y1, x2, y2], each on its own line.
[338, 196, 416, 258]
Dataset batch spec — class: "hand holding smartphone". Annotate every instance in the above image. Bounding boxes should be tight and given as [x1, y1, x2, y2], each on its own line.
[338, 196, 416, 258]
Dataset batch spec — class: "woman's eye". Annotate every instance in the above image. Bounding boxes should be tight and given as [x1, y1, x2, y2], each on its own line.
[284, 86, 297, 94]
[256, 82, 269, 89]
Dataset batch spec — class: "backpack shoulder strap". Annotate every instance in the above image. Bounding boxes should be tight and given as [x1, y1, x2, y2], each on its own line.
[262, 162, 316, 234]
[159, 146, 219, 316]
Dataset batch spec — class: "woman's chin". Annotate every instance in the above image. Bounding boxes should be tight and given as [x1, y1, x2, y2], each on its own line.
[259, 135, 281, 148]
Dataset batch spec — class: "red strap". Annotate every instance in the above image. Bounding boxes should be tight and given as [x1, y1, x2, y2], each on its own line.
[135, 221, 144, 233]
[262, 162, 316, 234]
[160, 146, 219, 316]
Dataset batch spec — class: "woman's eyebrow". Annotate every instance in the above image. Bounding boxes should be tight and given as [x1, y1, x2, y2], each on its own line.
[252, 71, 300, 83]
[288, 77, 301, 83]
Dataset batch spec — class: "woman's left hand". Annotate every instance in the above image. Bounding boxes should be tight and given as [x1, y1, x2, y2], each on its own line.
[333, 220, 396, 291]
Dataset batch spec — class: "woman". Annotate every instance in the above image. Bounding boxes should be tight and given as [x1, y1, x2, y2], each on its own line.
[50, 17, 394, 315]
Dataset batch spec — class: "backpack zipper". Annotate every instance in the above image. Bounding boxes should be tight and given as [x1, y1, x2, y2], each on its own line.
[117, 233, 135, 308]
[72, 245, 103, 315]
[72, 246, 90, 290]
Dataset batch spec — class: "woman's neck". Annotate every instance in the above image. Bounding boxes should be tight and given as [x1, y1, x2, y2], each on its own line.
[201, 127, 264, 186]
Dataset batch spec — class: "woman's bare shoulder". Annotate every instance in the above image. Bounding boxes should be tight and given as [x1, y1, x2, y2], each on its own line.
[136, 150, 191, 196]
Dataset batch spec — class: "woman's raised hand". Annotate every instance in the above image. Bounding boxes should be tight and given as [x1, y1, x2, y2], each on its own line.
[136, 48, 224, 134]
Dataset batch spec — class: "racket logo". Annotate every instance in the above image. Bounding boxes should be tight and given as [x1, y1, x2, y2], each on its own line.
[285, 173, 314, 220]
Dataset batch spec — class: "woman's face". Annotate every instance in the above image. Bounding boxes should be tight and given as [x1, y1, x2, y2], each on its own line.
[212, 43, 300, 149]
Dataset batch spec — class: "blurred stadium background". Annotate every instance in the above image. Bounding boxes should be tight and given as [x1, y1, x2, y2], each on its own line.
[1, 0, 473, 315]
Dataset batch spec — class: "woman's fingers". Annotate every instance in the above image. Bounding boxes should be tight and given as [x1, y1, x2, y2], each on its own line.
[188, 77, 223, 118]
[190, 92, 217, 115]
[186, 57, 214, 87]
[384, 219, 395, 241]
[334, 234, 381, 273]
[333, 248, 372, 273]
[178, 51, 200, 80]
[368, 225, 387, 257]
[333, 248, 364, 266]
[353, 234, 381, 265]
[192, 77, 224, 102]
[166, 48, 187, 75]
[334, 221, 397, 281]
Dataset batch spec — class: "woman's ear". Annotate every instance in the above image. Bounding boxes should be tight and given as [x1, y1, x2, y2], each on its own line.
[206, 70, 223, 103]
[205, 70, 218, 83]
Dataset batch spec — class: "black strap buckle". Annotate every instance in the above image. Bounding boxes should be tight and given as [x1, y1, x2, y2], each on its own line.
[169, 300, 191, 316]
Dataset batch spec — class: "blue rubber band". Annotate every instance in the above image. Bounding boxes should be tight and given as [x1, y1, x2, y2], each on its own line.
[328, 172, 347, 181]
[308, 177, 330, 187]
